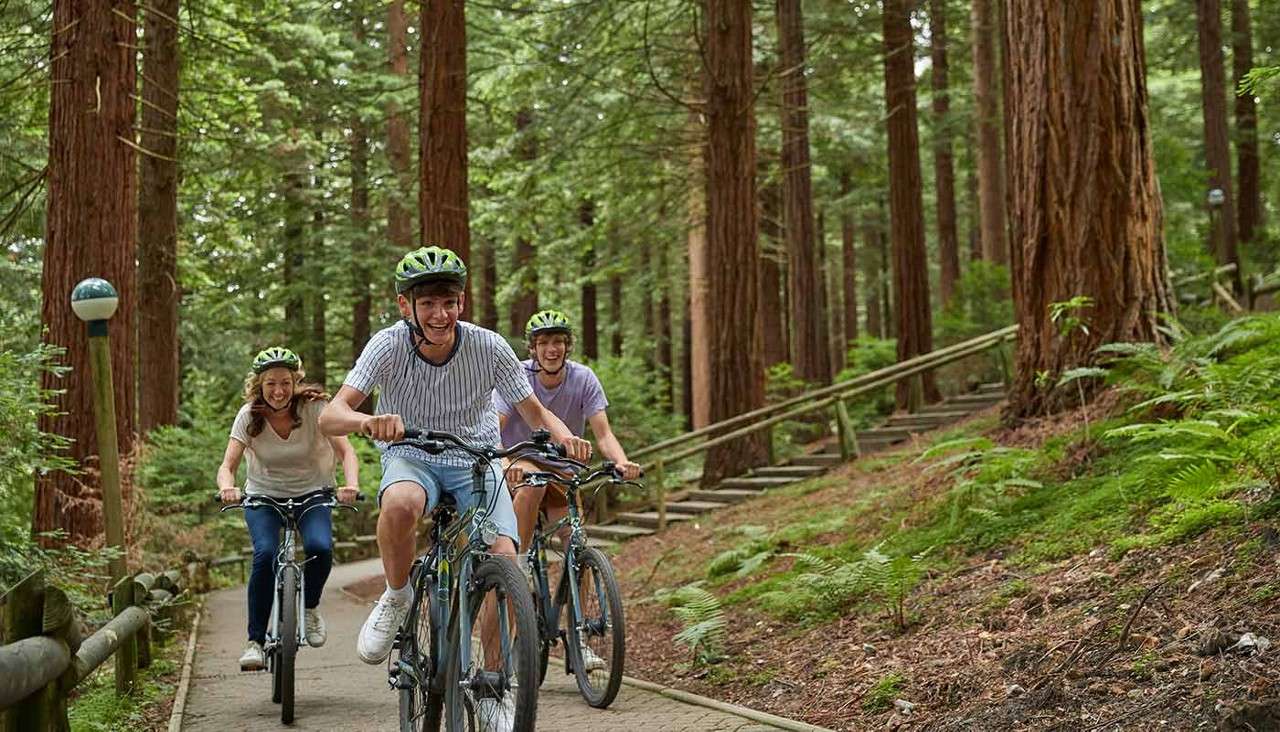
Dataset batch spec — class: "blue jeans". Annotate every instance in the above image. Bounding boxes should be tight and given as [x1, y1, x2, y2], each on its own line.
[244, 503, 333, 644]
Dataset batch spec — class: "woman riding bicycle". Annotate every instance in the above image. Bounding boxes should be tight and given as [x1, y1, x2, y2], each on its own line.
[216, 346, 361, 671]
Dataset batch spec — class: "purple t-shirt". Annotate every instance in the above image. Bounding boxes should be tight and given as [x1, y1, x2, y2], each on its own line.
[494, 360, 609, 446]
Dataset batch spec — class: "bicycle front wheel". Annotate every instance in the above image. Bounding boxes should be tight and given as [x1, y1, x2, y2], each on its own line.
[565, 546, 625, 708]
[278, 564, 299, 724]
[399, 569, 444, 731]
[443, 556, 539, 732]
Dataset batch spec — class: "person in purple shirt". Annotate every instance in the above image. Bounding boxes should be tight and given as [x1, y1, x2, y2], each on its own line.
[493, 309, 642, 554]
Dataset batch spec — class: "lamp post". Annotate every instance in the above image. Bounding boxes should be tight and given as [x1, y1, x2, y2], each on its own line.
[71, 277, 126, 583]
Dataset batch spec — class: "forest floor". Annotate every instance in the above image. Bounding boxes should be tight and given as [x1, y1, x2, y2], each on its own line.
[611, 403, 1280, 731]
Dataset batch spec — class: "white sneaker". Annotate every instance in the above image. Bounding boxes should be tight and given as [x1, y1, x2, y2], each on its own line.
[579, 643, 607, 672]
[305, 608, 327, 647]
[356, 591, 411, 664]
[474, 693, 516, 732]
[239, 640, 265, 671]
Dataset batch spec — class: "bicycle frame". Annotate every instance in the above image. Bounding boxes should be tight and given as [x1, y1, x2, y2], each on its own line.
[265, 522, 306, 654]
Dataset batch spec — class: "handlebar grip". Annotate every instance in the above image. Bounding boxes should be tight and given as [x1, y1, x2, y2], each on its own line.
[403, 427, 421, 440]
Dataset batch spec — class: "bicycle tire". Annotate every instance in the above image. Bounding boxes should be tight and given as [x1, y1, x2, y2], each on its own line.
[399, 570, 445, 731]
[531, 560, 551, 687]
[443, 557, 539, 732]
[279, 564, 299, 724]
[565, 547, 625, 709]
[270, 647, 281, 703]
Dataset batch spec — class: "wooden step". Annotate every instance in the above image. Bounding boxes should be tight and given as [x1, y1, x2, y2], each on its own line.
[790, 453, 843, 467]
[687, 488, 765, 504]
[614, 511, 697, 529]
[856, 427, 914, 441]
[585, 523, 654, 542]
[976, 382, 1007, 395]
[751, 465, 827, 478]
[717, 476, 797, 490]
[885, 411, 970, 428]
[666, 500, 730, 514]
[944, 393, 1005, 406]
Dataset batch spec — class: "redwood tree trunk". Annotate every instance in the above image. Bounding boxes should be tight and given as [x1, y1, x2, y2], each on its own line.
[478, 238, 498, 330]
[609, 265, 623, 357]
[509, 109, 538, 335]
[1232, 0, 1260, 248]
[310, 175, 327, 388]
[579, 200, 598, 360]
[972, 0, 1007, 266]
[930, 0, 960, 307]
[776, 0, 826, 384]
[862, 210, 883, 339]
[1196, 0, 1242, 293]
[137, 0, 180, 437]
[420, 0, 470, 301]
[701, 0, 768, 485]
[387, 0, 413, 251]
[283, 173, 306, 344]
[759, 173, 787, 367]
[1005, 0, 1173, 419]
[884, 0, 941, 411]
[37, 0, 138, 545]
[351, 110, 372, 360]
[657, 244, 674, 406]
[841, 172, 858, 344]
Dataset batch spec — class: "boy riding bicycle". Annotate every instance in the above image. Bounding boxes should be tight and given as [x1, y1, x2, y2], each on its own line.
[318, 247, 589, 724]
[495, 310, 641, 671]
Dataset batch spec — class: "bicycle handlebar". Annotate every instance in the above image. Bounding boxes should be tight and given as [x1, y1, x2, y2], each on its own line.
[214, 488, 363, 514]
[393, 427, 565, 463]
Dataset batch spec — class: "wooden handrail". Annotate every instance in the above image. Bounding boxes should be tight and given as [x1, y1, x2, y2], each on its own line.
[632, 325, 1017, 461]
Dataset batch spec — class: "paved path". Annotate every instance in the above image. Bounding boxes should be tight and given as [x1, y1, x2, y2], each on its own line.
[181, 558, 784, 731]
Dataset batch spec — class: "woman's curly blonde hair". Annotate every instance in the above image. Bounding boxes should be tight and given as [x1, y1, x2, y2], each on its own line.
[240, 366, 329, 438]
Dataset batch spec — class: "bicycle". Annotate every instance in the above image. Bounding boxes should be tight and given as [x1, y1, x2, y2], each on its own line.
[389, 427, 558, 732]
[518, 460, 638, 709]
[218, 488, 359, 725]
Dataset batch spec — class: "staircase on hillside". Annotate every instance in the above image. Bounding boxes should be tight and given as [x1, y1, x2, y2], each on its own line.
[586, 382, 1008, 544]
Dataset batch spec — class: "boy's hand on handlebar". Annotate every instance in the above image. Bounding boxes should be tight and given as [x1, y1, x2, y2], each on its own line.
[219, 486, 242, 504]
[616, 461, 642, 481]
[559, 436, 592, 462]
[361, 414, 404, 442]
[337, 486, 360, 505]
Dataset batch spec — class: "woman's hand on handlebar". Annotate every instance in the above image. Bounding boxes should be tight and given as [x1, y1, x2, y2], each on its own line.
[219, 486, 242, 504]
[336, 485, 360, 505]
[615, 460, 642, 481]
[361, 413, 404, 442]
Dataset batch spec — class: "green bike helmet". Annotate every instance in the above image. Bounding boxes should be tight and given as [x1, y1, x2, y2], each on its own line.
[252, 346, 301, 374]
[394, 245, 468, 294]
[525, 309, 573, 340]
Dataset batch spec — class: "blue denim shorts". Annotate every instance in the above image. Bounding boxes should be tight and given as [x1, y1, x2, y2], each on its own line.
[378, 455, 520, 548]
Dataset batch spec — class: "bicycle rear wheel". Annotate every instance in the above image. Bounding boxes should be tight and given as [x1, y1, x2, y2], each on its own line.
[399, 568, 445, 731]
[443, 556, 539, 732]
[565, 547, 625, 708]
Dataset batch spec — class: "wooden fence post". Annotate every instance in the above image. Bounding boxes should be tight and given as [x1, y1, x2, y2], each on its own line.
[834, 400, 859, 462]
[596, 484, 612, 524]
[653, 459, 667, 531]
[132, 574, 154, 670]
[2, 571, 58, 732]
[111, 575, 138, 695]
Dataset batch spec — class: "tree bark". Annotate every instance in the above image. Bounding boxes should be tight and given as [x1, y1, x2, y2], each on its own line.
[687, 106, 712, 429]
[884, 0, 941, 411]
[37, 0, 138, 545]
[609, 263, 623, 357]
[971, 0, 1007, 266]
[1005, 0, 1173, 419]
[682, 299, 694, 431]
[387, 0, 414, 251]
[657, 243, 674, 406]
[351, 108, 372, 361]
[966, 157, 981, 262]
[759, 173, 788, 367]
[1232, 0, 1260, 248]
[701, 0, 769, 485]
[862, 210, 883, 339]
[137, 0, 180, 437]
[419, 0, 470, 302]
[776, 0, 826, 385]
[508, 109, 538, 335]
[840, 172, 858, 344]
[579, 199, 598, 360]
[282, 172, 306, 347]
[930, 0, 960, 307]
[478, 238, 498, 330]
[1196, 0, 1242, 293]
[310, 171, 327, 388]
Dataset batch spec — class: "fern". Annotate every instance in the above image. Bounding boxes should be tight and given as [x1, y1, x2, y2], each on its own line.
[655, 582, 727, 663]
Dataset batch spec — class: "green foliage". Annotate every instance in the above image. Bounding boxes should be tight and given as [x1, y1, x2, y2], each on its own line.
[862, 671, 907, 712]
[654, 582, 726, 664]
[68, 655, 177, 731]
[762, 544, 928, 630]
[587, 355, 682, 450]
[833, 337, 898, 428]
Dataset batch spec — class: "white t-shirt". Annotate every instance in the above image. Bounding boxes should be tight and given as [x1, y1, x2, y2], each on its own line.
[343, 320, 535, 467]
[229, 399, 336, 498]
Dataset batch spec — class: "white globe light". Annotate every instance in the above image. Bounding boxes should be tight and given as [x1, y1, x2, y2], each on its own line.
[71, 278, 119, 322]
